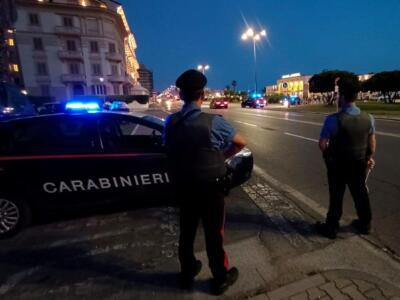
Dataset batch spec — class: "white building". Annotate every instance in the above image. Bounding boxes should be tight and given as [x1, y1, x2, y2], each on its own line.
[13, 0, 140, 101]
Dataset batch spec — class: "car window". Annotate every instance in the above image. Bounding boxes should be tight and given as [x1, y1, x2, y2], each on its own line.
[53, 116, 97, 154]
[118, 117, 161, 137]
[8, 117, 96, 155]
[99, 115, 162, 153]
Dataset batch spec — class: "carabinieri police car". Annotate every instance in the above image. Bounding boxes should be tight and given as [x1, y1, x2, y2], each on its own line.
[0, 101, 253, 238]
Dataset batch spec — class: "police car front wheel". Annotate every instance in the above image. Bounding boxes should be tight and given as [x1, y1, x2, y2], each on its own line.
[0, 197, 31, 239]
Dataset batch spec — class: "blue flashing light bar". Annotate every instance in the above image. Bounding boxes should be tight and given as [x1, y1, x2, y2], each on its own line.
[65, 101, 100, 111]
[251, 93, 263, 99]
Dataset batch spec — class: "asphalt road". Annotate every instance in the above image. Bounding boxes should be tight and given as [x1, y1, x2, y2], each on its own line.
[194, 104, 400, 255]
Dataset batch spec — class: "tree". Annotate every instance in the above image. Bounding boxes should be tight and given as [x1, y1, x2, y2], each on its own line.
[231, 80, 237, 92]
[363, 71, 400, 103]
[309, 70, 360, 105]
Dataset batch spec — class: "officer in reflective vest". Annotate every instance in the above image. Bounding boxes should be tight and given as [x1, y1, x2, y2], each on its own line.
[164, 69, 247, 294]
[316, 77, 376, 239]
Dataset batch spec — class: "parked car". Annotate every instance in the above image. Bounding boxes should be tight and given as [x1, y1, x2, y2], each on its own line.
[0, 105, 253, 238]
[37, 102, 65, 114]
[0, 83, 36, 120]
[210, 98, 229, 109]
[110, 101, 130, 112]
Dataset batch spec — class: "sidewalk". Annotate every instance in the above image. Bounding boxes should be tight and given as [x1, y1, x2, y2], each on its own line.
[1, 170, 400, 299]
[185, 176, 400, 299]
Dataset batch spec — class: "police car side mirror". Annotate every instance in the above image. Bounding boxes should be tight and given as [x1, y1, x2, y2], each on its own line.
[225, 148, 253, 188]
[151, 130, 162, 147]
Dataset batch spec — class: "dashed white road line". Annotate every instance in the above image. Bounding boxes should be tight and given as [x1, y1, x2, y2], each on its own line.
[236, 111, 400, 139]
[284, 132, 319, 143]
[235, 121, 257, 127]
[375, 131, 400, 138]
[239, 111, 323, 126]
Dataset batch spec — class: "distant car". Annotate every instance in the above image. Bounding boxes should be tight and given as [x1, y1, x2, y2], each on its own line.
[110, 101, 130, 112]
[37, 102, 65, 114]
[283, 96, 301, 106]
[210, 98, 228, 109]
[241, 97, 267, 109]
[0, 83, 37, 120]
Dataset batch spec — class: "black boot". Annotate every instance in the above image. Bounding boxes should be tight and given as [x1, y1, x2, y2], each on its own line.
[315, 222, 337, 239]
[351, 219, 371, 235]
[180, 260, 202, 289]
[211, 267, 239, 295]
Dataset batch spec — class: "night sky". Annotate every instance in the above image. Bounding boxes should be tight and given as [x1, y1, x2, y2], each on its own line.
[124, 0, 400, 92]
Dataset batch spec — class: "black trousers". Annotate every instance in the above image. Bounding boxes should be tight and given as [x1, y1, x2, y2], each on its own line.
[325, 158, 372, 228]
[177, 180, 229, 281]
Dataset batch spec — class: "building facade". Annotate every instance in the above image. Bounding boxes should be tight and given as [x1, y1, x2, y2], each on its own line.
[0, 0, 24, 87]
[266, 73, 312, 99]
[12, 0, 140, 101]
[138, 64, 153, 95]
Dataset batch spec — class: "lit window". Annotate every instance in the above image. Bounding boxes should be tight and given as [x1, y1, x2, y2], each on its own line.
[7, 39, 15, 46]
[10, 64, 19, 72]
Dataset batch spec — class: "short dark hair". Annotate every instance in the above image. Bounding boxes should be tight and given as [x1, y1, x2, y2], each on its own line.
[338, 78, 360, 102]
[180, 89, 204, 103]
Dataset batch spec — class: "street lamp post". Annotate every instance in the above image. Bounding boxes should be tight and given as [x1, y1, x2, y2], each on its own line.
[197, 64, 210, 75]
[241, 28, 266, 93]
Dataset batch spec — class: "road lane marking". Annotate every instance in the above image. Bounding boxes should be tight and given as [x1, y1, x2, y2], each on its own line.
[235, 121, 257, 127]
[238, 112, 323, 126]
[236, 111, 400, 139]
[285, 132, 319, 143]
[375, 131, 400, 138]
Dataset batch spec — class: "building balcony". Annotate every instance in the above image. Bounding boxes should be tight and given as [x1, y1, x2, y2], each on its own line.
[61, 74, 86, 83]
[107, 74, 125, 83]
[105, 52, 123, 62]
[58, 50, 84, 60]
[55, 26, 81, 35]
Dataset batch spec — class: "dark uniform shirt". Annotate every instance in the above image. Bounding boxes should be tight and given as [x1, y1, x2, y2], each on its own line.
[320, 103, 376, 139]
[163, 103, 236, 151]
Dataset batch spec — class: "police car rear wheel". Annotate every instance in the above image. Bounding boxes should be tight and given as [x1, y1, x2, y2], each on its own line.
[0, 198, 31, 239]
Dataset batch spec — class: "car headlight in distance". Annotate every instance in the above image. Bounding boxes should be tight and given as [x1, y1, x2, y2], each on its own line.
[283, 100, 289, 108]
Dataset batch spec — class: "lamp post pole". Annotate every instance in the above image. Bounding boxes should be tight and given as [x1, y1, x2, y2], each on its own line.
[241, 28, 267, 93]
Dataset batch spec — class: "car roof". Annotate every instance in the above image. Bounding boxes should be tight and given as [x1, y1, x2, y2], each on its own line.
[0, 111, 165, 131]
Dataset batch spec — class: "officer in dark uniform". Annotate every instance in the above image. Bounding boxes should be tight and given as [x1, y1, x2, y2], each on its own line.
[164, 70, 247, 294]
[316, 77, 377, 239]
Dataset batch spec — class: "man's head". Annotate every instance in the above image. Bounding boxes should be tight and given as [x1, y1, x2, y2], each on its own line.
[338, 77, 360, 103]
[176, 69, 207, 103]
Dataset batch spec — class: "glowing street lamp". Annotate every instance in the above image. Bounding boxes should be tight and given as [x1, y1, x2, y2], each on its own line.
[197, 64, 210, 75]
[241, 27, 267, 92]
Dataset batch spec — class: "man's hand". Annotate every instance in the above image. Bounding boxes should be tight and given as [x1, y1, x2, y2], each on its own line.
[224, 133, 247, 159]
[319, 138, 329, 153]
[367, 157, 375, 170]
